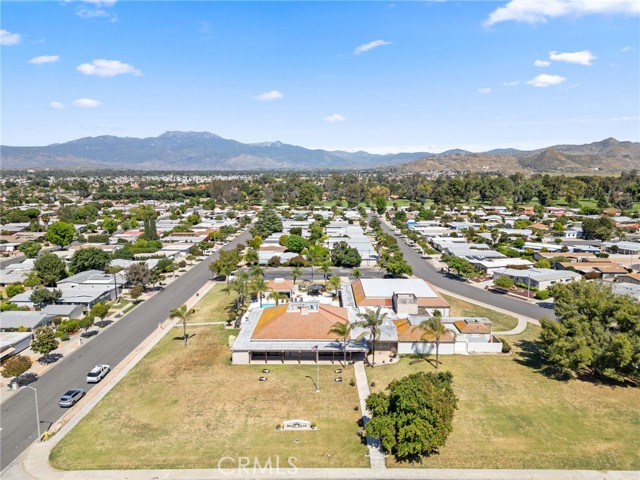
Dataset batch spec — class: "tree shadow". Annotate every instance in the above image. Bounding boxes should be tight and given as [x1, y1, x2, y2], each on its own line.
[38, 353, 63, 365]
[171, 333, 197, 342]
[407, 353, 436, 368]
[19, 372, 39, 386]
[513, 340, 573, 382]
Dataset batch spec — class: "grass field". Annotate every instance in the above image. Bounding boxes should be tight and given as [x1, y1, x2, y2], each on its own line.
[50, 324, 368, 470]
[442, 294, 518, 332]
[367, 325, 640, 470]
[187, 283, 236, 323]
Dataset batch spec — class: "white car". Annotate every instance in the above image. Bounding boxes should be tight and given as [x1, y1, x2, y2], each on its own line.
[86, 364, 110, 383]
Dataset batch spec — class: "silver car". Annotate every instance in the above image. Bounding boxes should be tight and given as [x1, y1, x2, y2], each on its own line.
[59, 388, 85, 408]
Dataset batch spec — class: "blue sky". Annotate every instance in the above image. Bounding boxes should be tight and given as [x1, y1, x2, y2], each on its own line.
[2, 0, 638, 153]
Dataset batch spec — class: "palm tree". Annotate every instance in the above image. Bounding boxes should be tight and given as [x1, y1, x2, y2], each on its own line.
[270, 289, 286, 306]
[320, 261, 332, 282]
[356, 307, 388, 367]
[104, 265, 123, 301]
[412, 311, 448, 369]
[291, 266, 302, 285]
[327, 321, 353, 366]
[250, 264, 264, 279]
[170, 304, 196, 348]
[351, 267, 361, 279]
[327, 275, 342, 299]
[251, 277, 269, 307]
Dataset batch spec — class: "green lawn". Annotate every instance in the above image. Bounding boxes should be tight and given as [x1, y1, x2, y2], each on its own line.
[50, 324, 368, 470]
[367, 325, 640, 470]
[442, 294, 518, 331]
[188, 283, 236, 323]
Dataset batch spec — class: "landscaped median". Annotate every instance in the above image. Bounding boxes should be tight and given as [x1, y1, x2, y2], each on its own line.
[49, 324, 368, 469]
[366, 324, 640, 470]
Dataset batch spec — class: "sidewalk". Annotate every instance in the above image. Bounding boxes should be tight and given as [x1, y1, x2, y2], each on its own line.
[353, 362, 386, 469]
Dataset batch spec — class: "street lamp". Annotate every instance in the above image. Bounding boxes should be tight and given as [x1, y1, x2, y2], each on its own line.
[22, 385, 41, 440]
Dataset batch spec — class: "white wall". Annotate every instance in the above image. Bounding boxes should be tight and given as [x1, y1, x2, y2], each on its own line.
[398, 341, 456, 355]
[232, 351, 250, 365]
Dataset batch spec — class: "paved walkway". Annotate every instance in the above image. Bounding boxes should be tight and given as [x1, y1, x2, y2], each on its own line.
[353, 362, 386, 469]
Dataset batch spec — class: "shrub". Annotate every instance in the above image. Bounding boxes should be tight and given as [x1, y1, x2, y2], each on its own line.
[349, 379, 356, 387]
[499, 337, 512, 353]
[534, 290, 551, 300]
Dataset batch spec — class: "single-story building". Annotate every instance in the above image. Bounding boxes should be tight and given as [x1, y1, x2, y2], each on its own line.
[350, 278, 450, 316]
[393, 316, 502, 355]
[0, 331, 33, 361]
[42, 304, 84, 319]
[231, 302, 368, 364]
[493, 268, 581, 291]
[0, 311, 55, 331]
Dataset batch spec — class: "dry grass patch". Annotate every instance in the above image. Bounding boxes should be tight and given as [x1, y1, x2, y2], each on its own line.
[367, 325, 640, 470]
[442, 294, 518, 331]
[50, 325, 367, 470]
[188, 283, 236, 323]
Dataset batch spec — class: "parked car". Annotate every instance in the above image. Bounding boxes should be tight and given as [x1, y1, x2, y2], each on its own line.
[59, 388, 85, 408]
[86, 364, 110, 383]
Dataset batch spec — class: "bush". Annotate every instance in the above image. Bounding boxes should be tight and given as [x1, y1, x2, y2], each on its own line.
[58, 319, 79, 334]
[349, 379, 356, 387]
[534, 290, 551, 300]
[499, 337, 512, 353]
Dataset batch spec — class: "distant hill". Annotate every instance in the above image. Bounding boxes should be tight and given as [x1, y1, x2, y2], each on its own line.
[0, 131, 431, 171]
[392, 138, 640, 174]
[1, 132, 638, 173]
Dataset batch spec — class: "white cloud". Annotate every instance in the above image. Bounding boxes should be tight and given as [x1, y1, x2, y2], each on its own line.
[77, 59, 142, 77]
[549, 50, 596, 65]
[324, 113, 346, 123]
[477, 88, 492, 95]
[76, 7, 110, 19]
[72, 98, 102, 108]
[621, 46, 634, 52]
[252, 90, 284, 101]
[354, 39, 391, 55]
[526, 73, 567, 87]
[29, 55, 60, 65]
[502, 80, 520, 86]
[484, 0, 639, 26]
[0, 29, 22, 46]
[48, 101, 65, 109]
[534, 59, 550, 67]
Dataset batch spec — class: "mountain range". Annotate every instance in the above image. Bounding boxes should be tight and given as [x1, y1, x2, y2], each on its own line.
[1, 132, 638, 173]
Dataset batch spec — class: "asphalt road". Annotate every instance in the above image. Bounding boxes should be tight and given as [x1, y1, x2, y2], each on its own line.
[0, 230, 251, 471]
[380, 222, 556, 321]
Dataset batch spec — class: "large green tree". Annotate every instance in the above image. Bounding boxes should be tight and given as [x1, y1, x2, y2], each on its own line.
[45, 221, 75, 248]
[365, 371, 458, 461]
[31, 326, 59, 357]
[251, 206, 283, 238]
[34, 252, 67, 286]
[125, 262, 151, 289]
[69, 247, 112, 274]
[538, 282, 640, 383]
[330, 241, 362, 268]
[29, 288, 62, 309]
[17, 241, 41, 258]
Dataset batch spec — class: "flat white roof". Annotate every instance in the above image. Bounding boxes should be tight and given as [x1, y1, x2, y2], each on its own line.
[359, 278, 437, 298]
